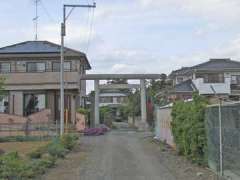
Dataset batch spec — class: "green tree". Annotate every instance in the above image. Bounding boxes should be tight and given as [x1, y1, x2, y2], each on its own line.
[147, 74, 173, 106]
[121, 90, 141, 120]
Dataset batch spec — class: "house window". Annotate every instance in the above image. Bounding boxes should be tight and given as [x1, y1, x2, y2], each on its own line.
[0, 95, 9, 113]
[27, 62, 46, 72]
[100, 97, 113, 103]
[176, 77, 184, 84]
[52, 62, 71, 72]
[203, 73, 224, 83]
[24, 94, 46, 116]
[231, 75, 240, 84]
[0, 63, 10, 73]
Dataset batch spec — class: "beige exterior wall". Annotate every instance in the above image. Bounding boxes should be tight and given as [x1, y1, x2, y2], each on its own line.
[4, 71, 77, 84]
[0, 55, 88, 122]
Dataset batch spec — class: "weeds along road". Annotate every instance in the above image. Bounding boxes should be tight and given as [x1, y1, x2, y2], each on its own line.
[41, 130, 218, 180]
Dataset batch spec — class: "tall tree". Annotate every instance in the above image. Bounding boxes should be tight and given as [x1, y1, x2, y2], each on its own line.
[147, 74, 173, 106]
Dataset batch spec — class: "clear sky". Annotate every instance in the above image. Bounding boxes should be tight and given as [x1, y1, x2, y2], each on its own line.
[1, 0, 240, 90]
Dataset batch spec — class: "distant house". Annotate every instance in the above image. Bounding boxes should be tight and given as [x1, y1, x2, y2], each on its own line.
[0, 41, 90, 124]
[99, 91, 128, 107]
[99, 89, 128, 120]
[169, 58, 240, 101]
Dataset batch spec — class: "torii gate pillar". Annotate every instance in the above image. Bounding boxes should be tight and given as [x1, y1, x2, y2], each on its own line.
[139, 79, 148, 130]
[94, 80, 100, 126]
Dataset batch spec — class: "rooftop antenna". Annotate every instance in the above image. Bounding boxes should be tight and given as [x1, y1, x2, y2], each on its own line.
[33, 0, 40, 41]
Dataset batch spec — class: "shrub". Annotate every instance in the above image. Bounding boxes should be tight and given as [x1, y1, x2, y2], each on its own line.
[0, 148, 5, 155]
[39, 156, 56, 168]
[171, 93, 208, 165]
[76, 108, 89, 115]
[30, 156, 56, 175]
[47, 138, 68, 158]
[0, 152, 34, 179]
[60, 134, 78, 150]
[28, 146, 47, 159]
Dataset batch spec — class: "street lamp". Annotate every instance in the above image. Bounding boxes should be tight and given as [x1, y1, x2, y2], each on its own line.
[60, 3, 96, 135]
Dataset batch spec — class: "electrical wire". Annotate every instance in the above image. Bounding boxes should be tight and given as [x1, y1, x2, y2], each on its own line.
[40, 0, 57, 23]
[86, 5, 95, 53]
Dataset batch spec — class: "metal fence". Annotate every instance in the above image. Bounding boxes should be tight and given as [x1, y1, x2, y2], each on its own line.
[154, 105, 175, 148]
[205, 102, 240, 179]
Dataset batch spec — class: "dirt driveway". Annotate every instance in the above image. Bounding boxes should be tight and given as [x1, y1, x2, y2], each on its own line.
[40, 130, 219, 180]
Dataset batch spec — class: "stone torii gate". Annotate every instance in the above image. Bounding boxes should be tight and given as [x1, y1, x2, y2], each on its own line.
[80, 74, 161, 130]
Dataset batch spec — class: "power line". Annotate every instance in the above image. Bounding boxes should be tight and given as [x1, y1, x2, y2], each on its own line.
[40, 0, 57, 23]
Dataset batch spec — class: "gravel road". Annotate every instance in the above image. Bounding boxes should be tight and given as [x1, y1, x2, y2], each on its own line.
[41, 130, 219, 180]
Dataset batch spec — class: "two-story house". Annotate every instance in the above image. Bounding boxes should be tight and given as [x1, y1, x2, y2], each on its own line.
[0, 41, 90, 124]
[169, 58, 240, 101]
[99, 91, 128, 107]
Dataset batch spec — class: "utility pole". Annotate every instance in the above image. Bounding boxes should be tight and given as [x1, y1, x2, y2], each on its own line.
[60, 2, 96, 136]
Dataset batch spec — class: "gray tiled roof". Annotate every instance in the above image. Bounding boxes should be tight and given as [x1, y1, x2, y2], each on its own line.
[0, 41, 84, 55]
[169, 67, 193, 78]
[170, 59, 240, 78]
[193, 58, 240, 71]
[175, 79, 196, 92]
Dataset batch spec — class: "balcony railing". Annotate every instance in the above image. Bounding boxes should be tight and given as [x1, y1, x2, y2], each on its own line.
[193, 78, 231, 95]
[0, 68, 78, 74]
[1, 70, 80, 91]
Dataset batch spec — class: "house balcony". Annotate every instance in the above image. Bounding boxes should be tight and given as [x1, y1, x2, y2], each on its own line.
[2, 70, 80, 90]
[99, 102, 127, 108]
[192, 78, 231, 95]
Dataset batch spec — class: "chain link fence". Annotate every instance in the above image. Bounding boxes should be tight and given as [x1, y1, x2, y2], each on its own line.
[205, 102, 240, 179]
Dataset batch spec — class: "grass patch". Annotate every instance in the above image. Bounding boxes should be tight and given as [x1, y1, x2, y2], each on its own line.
[0, 141, 50, 157]
[0, 134, 79, 180]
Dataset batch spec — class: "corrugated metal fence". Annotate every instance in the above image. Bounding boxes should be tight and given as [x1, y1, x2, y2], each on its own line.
[154, 105, 175, 148]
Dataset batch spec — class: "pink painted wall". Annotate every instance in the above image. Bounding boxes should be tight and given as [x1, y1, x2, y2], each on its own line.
[76, 113, 86, 132]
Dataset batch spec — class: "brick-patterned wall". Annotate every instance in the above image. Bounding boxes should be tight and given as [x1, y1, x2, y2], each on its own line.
[28, 109, 51, 124]
[0, 109, 51, 137]
[0, 113, 27, 124]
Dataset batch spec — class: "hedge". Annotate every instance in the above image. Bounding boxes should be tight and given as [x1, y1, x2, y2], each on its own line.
[171, 93, 208, 165]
